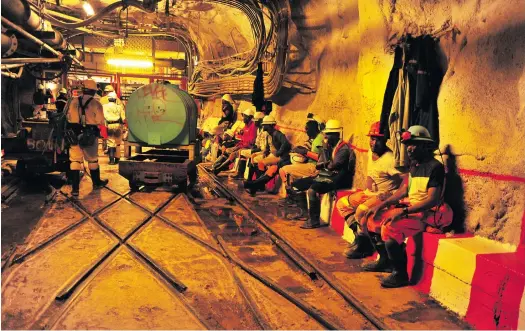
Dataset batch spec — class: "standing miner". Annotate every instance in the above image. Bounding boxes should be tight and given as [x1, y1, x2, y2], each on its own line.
[103, 92, 126, 165]
[65, 79, 109, 196]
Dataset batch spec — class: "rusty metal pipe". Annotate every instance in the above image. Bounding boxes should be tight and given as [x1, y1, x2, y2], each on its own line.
[1, 16, 63, 59]
[1, 33, 18, 56]
[1, 57, 62, 64]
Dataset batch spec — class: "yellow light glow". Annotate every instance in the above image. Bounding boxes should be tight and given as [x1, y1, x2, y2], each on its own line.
[82, 1, 95, 16]
[107, 59, 153, 68]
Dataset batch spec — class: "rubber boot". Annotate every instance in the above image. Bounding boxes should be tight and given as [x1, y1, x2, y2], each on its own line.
[233, 159, 247, 179]
[362, 234, 392, 272]
[381, 240, 410, 288]
[108, 147, 115, 165]
[244, 174, 272, 196]
[213, 159, 232, 175]
[243, 166, 262, 192]
[212, 155, 227, 171]
[285, 191, 308, 221]
[345, 234, 375, 259]
[91, 168, 109, 189]
[71, 170, 80, 197]
[300, 197, 321, 229]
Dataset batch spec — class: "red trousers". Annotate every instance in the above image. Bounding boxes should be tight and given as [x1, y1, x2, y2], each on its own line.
[366, 203, 453, 244]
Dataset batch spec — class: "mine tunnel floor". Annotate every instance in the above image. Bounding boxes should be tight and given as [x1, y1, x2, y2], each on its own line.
[1, 153, 471, 330]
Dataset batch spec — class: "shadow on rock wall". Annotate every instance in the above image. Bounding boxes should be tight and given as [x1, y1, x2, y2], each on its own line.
[442, 145, 466, 234]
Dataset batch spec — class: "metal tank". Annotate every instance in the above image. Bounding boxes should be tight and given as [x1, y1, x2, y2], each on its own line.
[119, 83, 200, 192]
[125, 83, 198, 147]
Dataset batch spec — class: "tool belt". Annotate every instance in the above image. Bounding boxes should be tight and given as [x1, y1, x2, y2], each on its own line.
[78, 127, 98, 147]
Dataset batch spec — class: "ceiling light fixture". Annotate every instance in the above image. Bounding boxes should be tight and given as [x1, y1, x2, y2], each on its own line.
[107, 58, 153, 68]
[82, 0, 95, 16]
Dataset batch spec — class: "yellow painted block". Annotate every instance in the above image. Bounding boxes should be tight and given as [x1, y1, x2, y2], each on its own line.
[433, 236, 515, 284]
[430, 266, 472, 317]
[342, 222, 356, 244]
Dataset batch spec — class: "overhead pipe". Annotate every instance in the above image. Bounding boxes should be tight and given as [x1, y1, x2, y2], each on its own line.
[1, 63, 25, 69]
[1, 33, 18, 56]
[1, 66, 24, 78]
[1, 57, 63, 64]
[1, 16, 63, 59]
[42, 0, 155, 29]
[1, 0, 68, 49]
[0, 0, 42, 31]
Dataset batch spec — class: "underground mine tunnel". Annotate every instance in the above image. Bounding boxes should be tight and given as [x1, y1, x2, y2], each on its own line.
[1, 0, 524, 329]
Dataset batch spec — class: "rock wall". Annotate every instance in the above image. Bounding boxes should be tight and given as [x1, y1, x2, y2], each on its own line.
[200, 0, 525, 246]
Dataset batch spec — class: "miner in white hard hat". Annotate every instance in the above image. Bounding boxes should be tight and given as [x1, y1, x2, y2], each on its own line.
[55, 87, 69, 114]
[290, 119, 356, 229]
[103, 92, 126, 165]
[65, 79, 109, 196]
[360, 125, 452, 288]
[278, 114, 325, 220]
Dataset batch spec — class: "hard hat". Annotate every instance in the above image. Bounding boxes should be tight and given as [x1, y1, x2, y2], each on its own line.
[290, 153, 308, 164]
[222, 94, 234, 105]
[107, 92, 117, 100]
[254, 112, 265, 120]
[261, 115, 277, 125]
[104, 85, 115, 92]
[400, 125, 435, 144]
[242, 106, 255, 117]
[366, 121, 384, 137]
[83, 79, 97, 90]
[323, 119, 342, 133]
[37, 84, 44, 90]
[59, 88, 67, 94]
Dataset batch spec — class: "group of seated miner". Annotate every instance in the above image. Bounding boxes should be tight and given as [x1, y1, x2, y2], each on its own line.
[200, 94, 453, 289]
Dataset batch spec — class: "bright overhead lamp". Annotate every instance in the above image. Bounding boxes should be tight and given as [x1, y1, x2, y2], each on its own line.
[82, 0, 95, 16]
[107, 58, 153, 68]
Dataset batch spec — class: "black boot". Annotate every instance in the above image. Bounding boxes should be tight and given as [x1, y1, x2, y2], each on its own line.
[91, 168, 109, 189]
[213, 159, 232, 175]
[381, 240, 410, 288]
[362, 235, 392, 272]
[71, 170, 80, 197]
[233, 159, 247, 179]
[301, 195, 321, 229]
[285, 191, 308, 221]
[244, 164, 255, 182]
[345, 234, 375, 259]
[108, 147, 115, 165]
[212, 155, 227, 170]
[244, 174, 272, 196]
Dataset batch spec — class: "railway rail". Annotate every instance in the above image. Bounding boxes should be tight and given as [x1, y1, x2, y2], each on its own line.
[1, 167, 387, 330]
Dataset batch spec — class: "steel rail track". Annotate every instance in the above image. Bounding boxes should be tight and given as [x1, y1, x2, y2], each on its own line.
[103, 185, 345, 330]
[198, 164, 391, 330]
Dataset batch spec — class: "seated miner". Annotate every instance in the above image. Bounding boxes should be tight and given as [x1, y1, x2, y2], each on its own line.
[54, 88, 68, 114]
[236, 111, 267, 177]
[360, 125, 452, 288]
[296, 119, 355, 229]
[336, 121, 403, 259]
[279, 115, 324, 201]
[212, 107, 257, 175]
[103, 92, 126, 165]
[244, 115, 291, 196]
[218, 94, 237, 129]
[65, 79, 109, 197]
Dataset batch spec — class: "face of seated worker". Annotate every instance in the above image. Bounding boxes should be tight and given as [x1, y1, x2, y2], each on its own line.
[370, 136, 387, 155]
